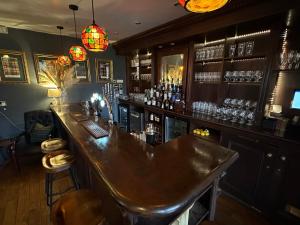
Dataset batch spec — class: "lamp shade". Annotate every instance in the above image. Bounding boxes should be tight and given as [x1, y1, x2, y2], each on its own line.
[178, 0, 229, 13]
[81, 24, 109, 52]
[57, 55, 71, 66]
[69, 45, 87, 61]
[48, 88, 62, 98]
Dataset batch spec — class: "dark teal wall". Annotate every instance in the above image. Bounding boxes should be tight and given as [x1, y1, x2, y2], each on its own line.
[0, 27, 126, 135]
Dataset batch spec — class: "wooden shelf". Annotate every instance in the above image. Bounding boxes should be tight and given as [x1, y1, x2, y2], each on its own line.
[273, 69, 300, 73]
[195, 81, 221, 85]
[224, 55, 266, 61]
[224, 81, 262, 86]
[127, 49, 153, 94]
[195, 58, 223, 64]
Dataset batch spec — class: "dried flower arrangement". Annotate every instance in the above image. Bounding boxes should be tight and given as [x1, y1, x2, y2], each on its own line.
[38, 60, 79, 90]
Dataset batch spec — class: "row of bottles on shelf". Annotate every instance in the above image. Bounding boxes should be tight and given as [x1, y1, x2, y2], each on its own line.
[149, 113, 161, 123]
[144, 81, 186, 112]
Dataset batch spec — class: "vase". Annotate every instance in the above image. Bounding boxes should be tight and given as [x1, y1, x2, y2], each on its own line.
[59, 89, 68, 105]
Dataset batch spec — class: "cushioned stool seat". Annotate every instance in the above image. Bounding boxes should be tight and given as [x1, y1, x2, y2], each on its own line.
[51, 190, 107, 225]
[41, 138, 67, 154]
[42, 150, 79, 206]
[42, 150, 74, 173]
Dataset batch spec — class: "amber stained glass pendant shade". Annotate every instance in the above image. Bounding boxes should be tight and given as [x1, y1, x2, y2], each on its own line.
[178, 0, 229, 13]
[69, 46, 87, 61]
[57, 56, 71, 66]
[82, 24, 109, 52]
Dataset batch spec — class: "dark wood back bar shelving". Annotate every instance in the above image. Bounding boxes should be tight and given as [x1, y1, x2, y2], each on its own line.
[114, 1, 300, 225]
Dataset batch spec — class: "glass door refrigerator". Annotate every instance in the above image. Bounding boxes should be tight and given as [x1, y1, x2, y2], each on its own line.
[118, 104, 129, 132]
[164, 116, 189, 142]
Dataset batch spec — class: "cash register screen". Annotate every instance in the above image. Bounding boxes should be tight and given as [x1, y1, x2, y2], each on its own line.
[291, 90, 300, 109]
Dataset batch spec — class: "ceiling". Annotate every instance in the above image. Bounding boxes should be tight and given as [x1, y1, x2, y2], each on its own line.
[0, 0, 189, 42]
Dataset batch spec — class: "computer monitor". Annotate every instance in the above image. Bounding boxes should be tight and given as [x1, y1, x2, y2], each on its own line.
[291, 89, 300, 110]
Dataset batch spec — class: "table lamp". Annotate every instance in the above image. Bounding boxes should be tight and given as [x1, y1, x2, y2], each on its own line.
[48, 88, 62, 105]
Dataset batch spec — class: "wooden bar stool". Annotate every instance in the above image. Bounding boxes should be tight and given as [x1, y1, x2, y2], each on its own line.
[51, 190, 107, 225]
[42, 150, 79, 207]
[41, 138, 67, 154]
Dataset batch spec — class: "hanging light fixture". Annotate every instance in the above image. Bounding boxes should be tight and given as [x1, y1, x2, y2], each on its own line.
[69, 4, 87, 61]
[56, 26, 71, 66]
[178, 0, 229, 13]
[81, 0, 109, 52]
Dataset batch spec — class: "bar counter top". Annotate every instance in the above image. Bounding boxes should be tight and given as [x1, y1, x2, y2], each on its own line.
[51, 104, 238, 218]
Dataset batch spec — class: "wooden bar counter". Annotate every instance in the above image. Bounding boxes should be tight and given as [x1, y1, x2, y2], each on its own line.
[51, 104, 238, 225]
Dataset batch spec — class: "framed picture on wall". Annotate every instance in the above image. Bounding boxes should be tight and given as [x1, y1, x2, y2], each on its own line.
[34, 54, 59, 86]
[73, 60, 90, 83]
[96, 59, 113, 83]
[0, 49, 29, 83]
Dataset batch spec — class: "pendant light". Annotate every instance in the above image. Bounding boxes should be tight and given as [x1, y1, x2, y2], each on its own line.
[69, 4, 87, 62]
[178, 0, 229, 13]
[56, 26, 71, 66]
[81, 0, 109, 52]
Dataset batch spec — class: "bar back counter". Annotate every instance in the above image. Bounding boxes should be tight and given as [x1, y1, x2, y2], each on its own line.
[112, 1, 300, 224]
[51, 104, 238, 225]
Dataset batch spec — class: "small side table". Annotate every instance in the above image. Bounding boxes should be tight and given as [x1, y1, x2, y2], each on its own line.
[0, 136, 21, 172]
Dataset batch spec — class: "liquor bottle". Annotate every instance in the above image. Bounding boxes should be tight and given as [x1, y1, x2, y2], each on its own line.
[151, 96, 156, 106]
[169, 99, 174, 111]
[161, 93, 166, 109]
[150, 113, 154, 121]
[156, 98, 161, 108]
[144, 89, 148, 104]
[150, 87, 154, 98]
[167, 90, 172, 100]
[147, 95, 152, 105]
[156, 87, 160, 98]
[164, 97, 170, 110]
[156, 94, 162, 108]
[154, 115, 160, 123]
[161, 77, 165, 91]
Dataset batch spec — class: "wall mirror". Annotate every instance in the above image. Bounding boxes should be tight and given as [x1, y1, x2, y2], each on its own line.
[161, 54, 184, 84]
[157, 45, 188, 94]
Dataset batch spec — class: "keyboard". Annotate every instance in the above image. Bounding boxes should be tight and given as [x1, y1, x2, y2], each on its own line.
[70, 113, 89, 122]
[81, 120, 109, 139]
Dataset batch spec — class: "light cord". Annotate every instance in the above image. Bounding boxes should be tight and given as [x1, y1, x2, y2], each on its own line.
[72, 10, 78, 39]
[58, 27, 63, 53]
[92, 0, 95, 24]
